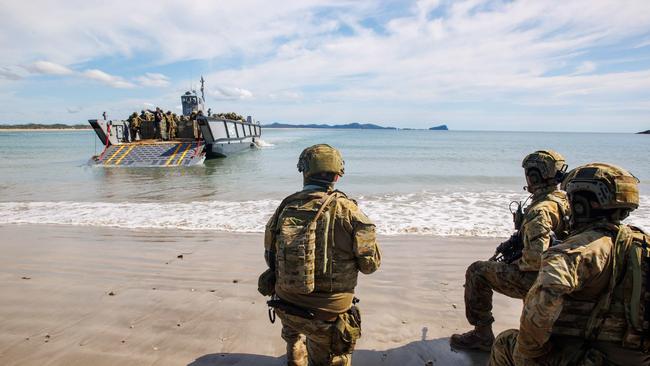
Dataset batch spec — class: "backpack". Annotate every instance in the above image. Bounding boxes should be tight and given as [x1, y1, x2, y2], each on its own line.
[587, 225, 650, 350]
[619, 225, 650, 350]
[275, 192, 339, 294]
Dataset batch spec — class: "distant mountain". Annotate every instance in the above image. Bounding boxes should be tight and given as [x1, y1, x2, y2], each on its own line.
[0, 123, 90, 129]
[264, 122, 397, 130]
[429, 124, 449, 131]
[637, 130, 650, 134]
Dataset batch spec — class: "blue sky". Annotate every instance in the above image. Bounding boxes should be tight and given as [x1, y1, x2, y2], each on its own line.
[1, 0, 650, 132]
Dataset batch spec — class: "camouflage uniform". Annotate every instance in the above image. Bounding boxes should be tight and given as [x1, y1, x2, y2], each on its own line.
[452, 150, 569, 351]
[168, 113, 178, 140]
[489, 163, 649, 366]
[264, 144, 381, 366]
[463, 187, 569, 327]
[127, 112, 141, 142]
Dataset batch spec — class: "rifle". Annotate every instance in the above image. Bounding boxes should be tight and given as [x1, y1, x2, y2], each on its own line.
[490, 231, 523, 263]
[490, 200, 525, 263]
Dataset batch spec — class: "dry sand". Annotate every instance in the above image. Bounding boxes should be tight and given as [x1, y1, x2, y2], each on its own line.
[0, 224, 522, 366]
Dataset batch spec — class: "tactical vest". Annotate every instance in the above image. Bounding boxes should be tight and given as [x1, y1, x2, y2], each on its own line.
[274, 191, 359, 295]
[551, 224, 650, 351]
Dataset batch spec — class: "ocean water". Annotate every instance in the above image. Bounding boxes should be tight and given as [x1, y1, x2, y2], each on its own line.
[0, 129, 648, 236]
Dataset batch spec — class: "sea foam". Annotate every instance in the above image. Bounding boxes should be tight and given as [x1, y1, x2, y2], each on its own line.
[1, 192, 648, 237]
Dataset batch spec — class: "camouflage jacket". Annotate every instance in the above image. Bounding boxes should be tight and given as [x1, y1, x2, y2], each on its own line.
[517, 187, 569, 272]
[264, 188, 381, 313]
[514, 222, 619, 363]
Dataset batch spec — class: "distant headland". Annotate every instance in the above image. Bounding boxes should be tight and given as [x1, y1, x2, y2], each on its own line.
[637, 130, 650, 134]
[263, 122, 397, 130]
[429, 125, 448, 130]
[0, 123, 90, 130]
[263, 122, 449, 130]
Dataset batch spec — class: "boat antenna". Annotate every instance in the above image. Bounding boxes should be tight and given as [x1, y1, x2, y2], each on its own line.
[200, 76, 205, 102]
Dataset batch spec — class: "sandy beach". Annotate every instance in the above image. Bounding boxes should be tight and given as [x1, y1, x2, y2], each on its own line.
[0, 224, 523, 366]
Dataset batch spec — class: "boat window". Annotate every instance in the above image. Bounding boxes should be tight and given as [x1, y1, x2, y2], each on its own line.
[239, 123, 247, 137]
[227, 122, 237, 138]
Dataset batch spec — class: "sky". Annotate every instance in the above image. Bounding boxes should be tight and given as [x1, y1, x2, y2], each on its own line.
[1, 0, 650, 132]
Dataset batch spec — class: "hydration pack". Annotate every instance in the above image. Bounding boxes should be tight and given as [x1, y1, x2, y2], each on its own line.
[275, 192, 339, 294]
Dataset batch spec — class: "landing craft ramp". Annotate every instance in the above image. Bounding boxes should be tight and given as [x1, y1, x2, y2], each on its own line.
[91, 141, 205, 167]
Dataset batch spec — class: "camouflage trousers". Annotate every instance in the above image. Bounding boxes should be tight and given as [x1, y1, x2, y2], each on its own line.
[489, 329, 650, 366]
[464, 260, 537, 326]
[276, 309, 353, 366]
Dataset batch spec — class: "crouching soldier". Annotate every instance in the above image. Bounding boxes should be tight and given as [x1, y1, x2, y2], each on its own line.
[489, 163, 649, 366]
[451, 150, 570, 351]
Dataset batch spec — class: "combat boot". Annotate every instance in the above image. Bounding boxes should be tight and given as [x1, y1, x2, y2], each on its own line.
[450, 326, 495, 351]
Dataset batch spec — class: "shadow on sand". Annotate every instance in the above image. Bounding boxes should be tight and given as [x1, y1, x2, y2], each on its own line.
[187, 337, 488, 366]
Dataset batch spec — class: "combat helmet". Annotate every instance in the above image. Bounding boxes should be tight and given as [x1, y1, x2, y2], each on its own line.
[297, 144, 345, 178]
[522, 150, 567, 183]
[564, 163, 639, 210]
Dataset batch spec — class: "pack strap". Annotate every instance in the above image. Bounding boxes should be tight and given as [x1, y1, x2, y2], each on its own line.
[586, 224, 632, 341]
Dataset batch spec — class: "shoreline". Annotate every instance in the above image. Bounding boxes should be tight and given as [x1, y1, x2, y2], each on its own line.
[0, 223, 521, 365]
[0, 128, 91, 132]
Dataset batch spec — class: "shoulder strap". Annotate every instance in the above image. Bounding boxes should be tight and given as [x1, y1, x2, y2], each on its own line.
[309, 192, 339, 228]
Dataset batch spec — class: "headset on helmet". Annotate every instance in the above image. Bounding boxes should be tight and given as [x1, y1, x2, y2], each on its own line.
[297, 144, 345, 178]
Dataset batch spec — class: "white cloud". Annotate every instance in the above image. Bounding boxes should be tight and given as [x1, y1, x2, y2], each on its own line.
[25, 61, 73, 75]
[208, 86, 254, 100]
[82, 69, 135, 88]
[573, 61, 596, 75]
[0, 67, 23, 80]
[66, 106, 82, 113]
[1, 0, 650, 130]
[136, 73, 170, 87]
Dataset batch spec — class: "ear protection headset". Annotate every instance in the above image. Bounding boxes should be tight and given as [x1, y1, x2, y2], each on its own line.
[570, 193, 592, 221]
[554, 164, 569, 184]
[526, 168, 543, 186]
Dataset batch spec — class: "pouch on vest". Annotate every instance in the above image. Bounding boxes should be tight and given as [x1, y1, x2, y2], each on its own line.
[331, 305, 361, 355]
[276, 192, 338, 295]
[257, 268, 276, 297]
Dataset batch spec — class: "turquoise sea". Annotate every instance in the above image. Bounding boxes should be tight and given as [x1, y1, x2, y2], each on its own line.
[0, 129, 648, 236]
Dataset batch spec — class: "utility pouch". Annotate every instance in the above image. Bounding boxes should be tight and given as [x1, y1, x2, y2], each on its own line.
[257, 268, 276, 296]
[331, 305, 362, 355]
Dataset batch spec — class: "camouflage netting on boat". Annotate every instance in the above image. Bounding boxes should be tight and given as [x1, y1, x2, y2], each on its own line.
[213, 112, 246, 121]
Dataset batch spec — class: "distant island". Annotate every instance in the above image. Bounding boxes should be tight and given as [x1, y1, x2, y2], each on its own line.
[429, 125, 448, 131]
[637, 130, 650, 134]
[0, 123, 90, 130]
[264, 122, 397, 130]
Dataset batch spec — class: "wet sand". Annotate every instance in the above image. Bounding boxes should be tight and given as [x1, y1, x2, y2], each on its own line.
[0, 224, 522, 366]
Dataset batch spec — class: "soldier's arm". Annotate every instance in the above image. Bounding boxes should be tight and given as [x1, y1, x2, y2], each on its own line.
[518, 207, 556, 271]
[349, 203, 381, 274]
[264, 206, 283, 269]
[514, 250, 583, 363]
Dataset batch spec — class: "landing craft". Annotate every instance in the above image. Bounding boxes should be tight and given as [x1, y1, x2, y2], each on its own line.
[88, 77, 262, 167]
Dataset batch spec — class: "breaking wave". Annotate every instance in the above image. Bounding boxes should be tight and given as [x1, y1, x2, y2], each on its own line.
[1, 192, 648, 237]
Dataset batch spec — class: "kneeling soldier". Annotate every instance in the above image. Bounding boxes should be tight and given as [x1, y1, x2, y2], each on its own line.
[451, 150, 570, 351]
[489, 163, 649, 366]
